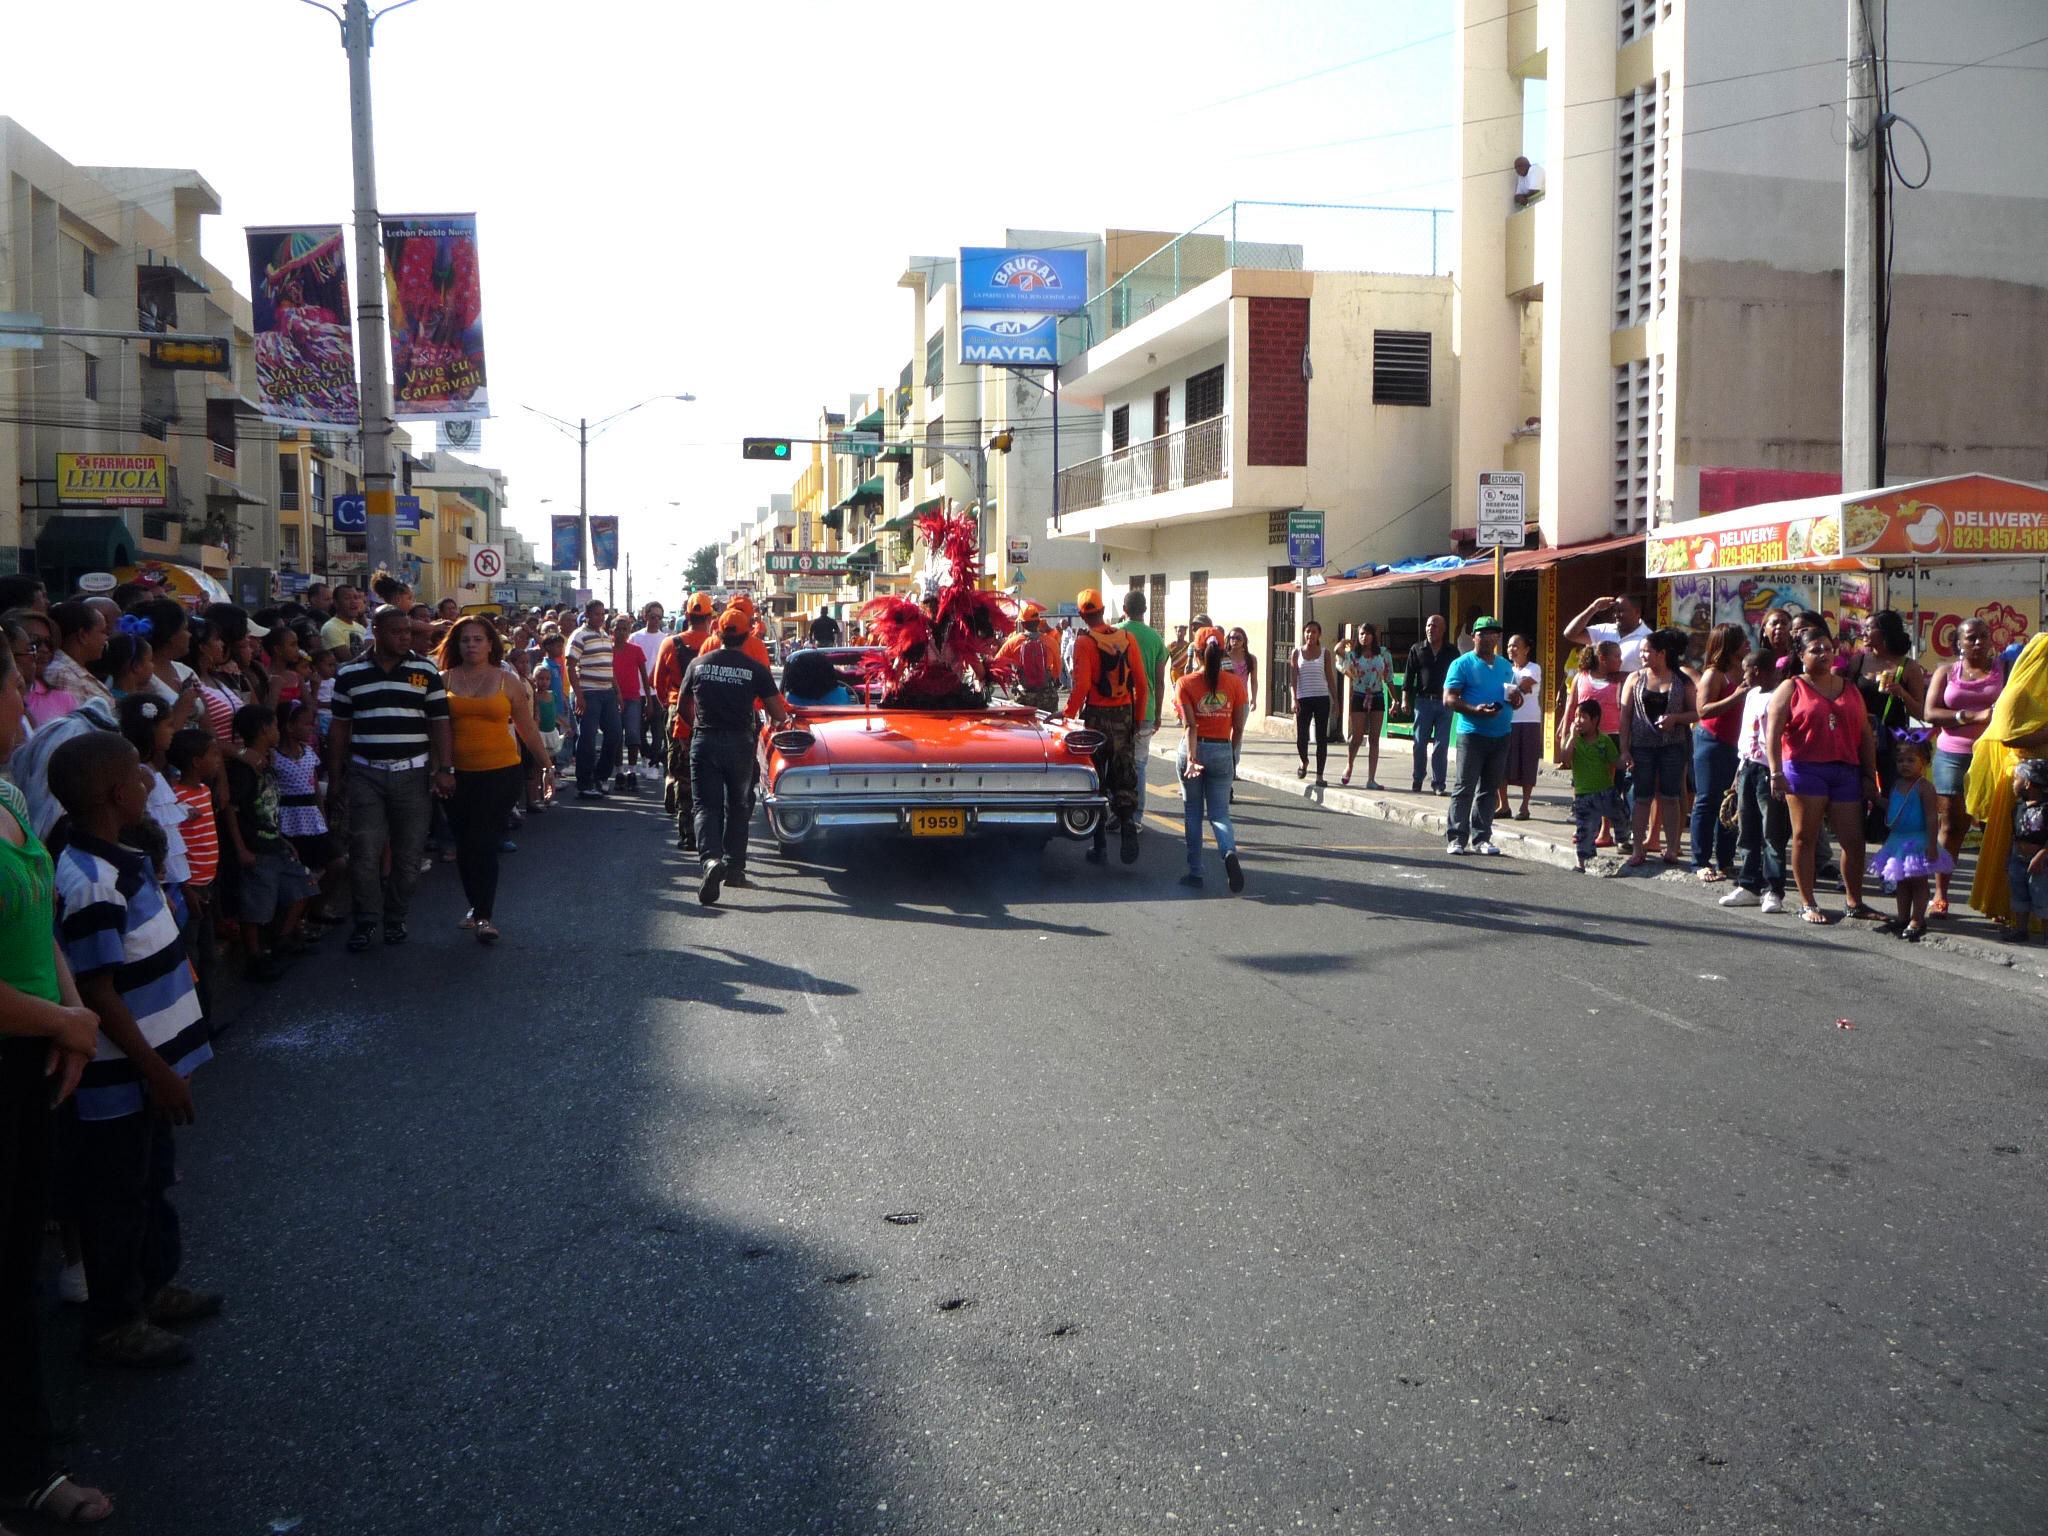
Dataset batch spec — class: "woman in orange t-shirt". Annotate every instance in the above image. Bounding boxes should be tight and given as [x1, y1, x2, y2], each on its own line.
[1173, 627, 1249, 893]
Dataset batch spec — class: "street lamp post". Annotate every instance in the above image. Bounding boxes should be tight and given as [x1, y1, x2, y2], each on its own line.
[522, 395, 694, 594]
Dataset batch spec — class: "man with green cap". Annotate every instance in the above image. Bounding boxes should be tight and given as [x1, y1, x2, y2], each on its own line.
[1442, 615, 1523, 856]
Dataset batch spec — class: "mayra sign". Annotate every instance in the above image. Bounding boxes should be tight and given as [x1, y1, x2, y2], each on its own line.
[959, 246, 1087, 372]
[58, 453, 166, 506]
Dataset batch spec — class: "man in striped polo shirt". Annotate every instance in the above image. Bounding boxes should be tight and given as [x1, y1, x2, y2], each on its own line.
[326, 605, 453, 951]
[568, 598, 622, 800]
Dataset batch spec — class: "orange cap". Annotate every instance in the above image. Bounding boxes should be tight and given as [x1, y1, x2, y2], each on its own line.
[686, 592, 717, 618]
[1018, 600, 1044, 622]
[1076, 587, 1104, 613]
[1192, 625, 1225, 654]
[725, 592, 756, 616]
[718, 603, 751, 634]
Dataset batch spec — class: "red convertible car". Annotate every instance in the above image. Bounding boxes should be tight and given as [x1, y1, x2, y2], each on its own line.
[758, 649, 1106, 850]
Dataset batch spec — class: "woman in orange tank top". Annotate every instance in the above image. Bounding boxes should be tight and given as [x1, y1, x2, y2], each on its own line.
[437, 618, 552, 944]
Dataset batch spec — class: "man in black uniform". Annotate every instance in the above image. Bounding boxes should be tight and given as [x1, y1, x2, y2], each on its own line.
[678, 604, 789, 906]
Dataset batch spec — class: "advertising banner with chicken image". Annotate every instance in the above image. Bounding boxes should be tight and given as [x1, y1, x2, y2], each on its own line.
[383, 214, 488, 418]
[246, 227, 359, 426]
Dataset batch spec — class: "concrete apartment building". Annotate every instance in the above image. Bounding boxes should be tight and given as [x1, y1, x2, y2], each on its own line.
[1054, 211, 1454, 714]
[1450, 0, 2048, 671]
[1, 119, 280, 599]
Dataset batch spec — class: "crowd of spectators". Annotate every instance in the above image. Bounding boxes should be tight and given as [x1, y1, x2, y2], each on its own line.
[0, 567, 682, 1519]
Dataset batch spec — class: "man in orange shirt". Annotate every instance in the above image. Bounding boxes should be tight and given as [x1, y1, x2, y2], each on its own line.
[697, 595, 773, 669]
[1065, 588, 1148, 865]
[657, 593, 718, 837]
[993, 601, 1062, 713]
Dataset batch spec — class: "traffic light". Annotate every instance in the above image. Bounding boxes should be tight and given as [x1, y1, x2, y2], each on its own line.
[743, 438, 793, 461]
[986, 431, 1014, 453]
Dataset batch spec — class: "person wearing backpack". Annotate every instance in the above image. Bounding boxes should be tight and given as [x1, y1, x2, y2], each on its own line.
[995, 602, 1061, 713]
[1065, 589, 1149, 865]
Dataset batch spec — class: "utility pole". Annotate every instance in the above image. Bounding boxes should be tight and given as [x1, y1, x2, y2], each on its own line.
[342, 0, 400, 577]
[578, 416, 589, 594]
[1842, 0, 1884, 492]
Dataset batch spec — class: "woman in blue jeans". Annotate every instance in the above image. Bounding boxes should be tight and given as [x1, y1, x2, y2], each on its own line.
[1689, 623, 1748, 880]
[1620, 629, 1698, 866]
[1176, 628, 1249, 893]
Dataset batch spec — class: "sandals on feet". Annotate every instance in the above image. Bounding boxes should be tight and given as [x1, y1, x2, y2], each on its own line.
[1800, 904, 1830, 925]
[7, 1471, 113, 1525]
[1845, 903, 1886, 921]
[1928, 896, 1950, 917]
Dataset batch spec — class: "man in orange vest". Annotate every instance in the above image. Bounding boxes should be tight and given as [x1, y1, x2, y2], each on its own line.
[656, 593, 718, 840]
[994, 600, 1062, 713]
[1065, 588, 1148, 865]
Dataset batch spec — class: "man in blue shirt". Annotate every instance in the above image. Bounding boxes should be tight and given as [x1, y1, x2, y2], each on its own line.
[1443, 615, 1522, 855]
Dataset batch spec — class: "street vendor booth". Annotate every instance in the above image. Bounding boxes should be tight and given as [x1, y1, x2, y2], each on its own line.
[112, 560, 233, 613]
[1644, 474, 2048, 661]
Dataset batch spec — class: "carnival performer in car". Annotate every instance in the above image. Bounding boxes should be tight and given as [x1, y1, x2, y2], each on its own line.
[860, 508, 1015, 712]
[1066, 588, 1148, 866]
[677, 603, 788, 906]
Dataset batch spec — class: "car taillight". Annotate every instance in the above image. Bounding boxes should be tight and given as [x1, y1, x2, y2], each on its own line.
[771, 729, 816, 756]
[1064, 729, 1105, 754]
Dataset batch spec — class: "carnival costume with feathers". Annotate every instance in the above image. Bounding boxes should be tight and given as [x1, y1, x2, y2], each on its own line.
[859, 509, 1018, 704]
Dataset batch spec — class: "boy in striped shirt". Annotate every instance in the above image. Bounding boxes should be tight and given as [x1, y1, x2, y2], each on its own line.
[48, 732, 219, 1370]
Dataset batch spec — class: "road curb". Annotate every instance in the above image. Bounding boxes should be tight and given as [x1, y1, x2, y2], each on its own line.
[1149, 740, 2048, 982]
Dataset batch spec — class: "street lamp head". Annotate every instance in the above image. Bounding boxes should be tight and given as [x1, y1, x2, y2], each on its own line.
[675, 393, 697, 402]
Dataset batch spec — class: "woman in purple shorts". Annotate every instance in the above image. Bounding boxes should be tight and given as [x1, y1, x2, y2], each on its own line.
[1766, 619, 1881, 925]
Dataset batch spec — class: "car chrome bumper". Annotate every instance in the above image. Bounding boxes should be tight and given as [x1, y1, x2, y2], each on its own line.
[763, 792, 1107, 841]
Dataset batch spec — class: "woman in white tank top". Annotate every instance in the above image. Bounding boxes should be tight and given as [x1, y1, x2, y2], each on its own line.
[1290, 621, 1337, 784]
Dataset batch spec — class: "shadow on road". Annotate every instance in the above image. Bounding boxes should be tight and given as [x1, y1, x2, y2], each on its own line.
[58, 802, 894, 1534]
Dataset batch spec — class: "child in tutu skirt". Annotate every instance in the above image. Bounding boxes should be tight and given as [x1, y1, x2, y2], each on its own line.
[1868, 736, 1951, 941]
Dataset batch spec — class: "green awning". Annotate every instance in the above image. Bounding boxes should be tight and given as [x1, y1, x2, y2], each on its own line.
[847, 539, 879, 564]
[831, 475, 884, 512]
[911, 496, 945, 517]
[854, 408, 884, 432]
[821, 507, 845, 533]
[880, 511, 914, 533]
[35, 513, 137, 577]
[877, 442, 912, 463]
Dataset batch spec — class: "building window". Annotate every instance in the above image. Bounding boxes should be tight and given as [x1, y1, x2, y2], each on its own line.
[926, 329, 945, 389]
[1371, 330, 1432, 406]
[1153, 387, 1171, 438]
[926, 416, 944, 483]
[1149, 573, 1166, 626]
[81, 246, 96, 296]
[1188, 570, 1209, 623]
[1267, 510, 1289, 545]
[281, 524, 301, 567]
[1110, 405, 1130, 451]
[142, 513, 170, 541]
[1185, 365, 1224, 425]
[82, 356, 98, 401]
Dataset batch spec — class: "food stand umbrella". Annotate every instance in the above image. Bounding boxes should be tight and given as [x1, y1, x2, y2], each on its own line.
[114, 561, 233, 613]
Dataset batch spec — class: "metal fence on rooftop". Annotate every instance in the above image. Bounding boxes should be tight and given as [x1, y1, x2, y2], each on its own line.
[1057, 201, 1452, 364]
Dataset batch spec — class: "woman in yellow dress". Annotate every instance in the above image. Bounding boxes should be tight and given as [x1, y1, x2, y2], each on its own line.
[1966, 632, 2048, 929]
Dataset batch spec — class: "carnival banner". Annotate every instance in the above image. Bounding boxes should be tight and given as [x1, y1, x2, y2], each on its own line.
[551, 515, 581, 571]
[246, 227, 359, 426]
[590, 516, 619, 572]
[383, 214, 489, 417]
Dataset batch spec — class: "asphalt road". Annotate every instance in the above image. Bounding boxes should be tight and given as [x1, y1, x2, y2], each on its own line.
[58, 762, 2048, 1534]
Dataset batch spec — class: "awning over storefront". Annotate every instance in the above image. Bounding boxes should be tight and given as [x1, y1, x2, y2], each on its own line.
[821, 507, 845, 533]
[853, 408, 885, 432]
[909, 496, 945, 518]
[1644, 474, 2048, 578]
[1279, 533, 1648, 596]
[35, 513, 137, 578]
[831, 475, 884, 512]
[207, 474, 265, 506]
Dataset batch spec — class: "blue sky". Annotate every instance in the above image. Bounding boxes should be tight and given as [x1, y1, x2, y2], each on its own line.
[9, 0, 1457, 596]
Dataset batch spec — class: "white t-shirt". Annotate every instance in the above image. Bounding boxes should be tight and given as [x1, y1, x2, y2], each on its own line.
[1585, 620, 1654, 675]
[1736, 686, 1773, 765]
[1516, 163, 1546, 200]
[1512, 662, 1543, 724]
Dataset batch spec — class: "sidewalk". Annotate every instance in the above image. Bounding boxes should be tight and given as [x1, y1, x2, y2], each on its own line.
[1152, 729, 2048, 980]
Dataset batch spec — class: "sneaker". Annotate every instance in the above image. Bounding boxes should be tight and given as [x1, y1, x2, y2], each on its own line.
[1084, 842, 1107, 866]
[57, 1261, 87, 1305]
[1177, 872, 1204, 889]
[1446, 841, 1471, 856]
[1477, 842, 1503, 856]
[1759, 892, 1786, 914]
[346, 924, 376, 953]
[1719, 887, 1762, 907]
[383, 922, 408, 946]
[725, 870, 752, 890]
[86, 1317, 191, 1369]
[146, 1284, 224, 1325]
[698, 859, 726, 906]
[1224, 851, 1245, 893]
[1119, 821, 1141, 865]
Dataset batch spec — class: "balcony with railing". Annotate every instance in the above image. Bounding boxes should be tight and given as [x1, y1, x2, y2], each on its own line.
[1059, 415, 1230, 515]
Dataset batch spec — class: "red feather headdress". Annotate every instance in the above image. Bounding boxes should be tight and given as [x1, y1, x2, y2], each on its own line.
[858, 508, 1018, 700]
